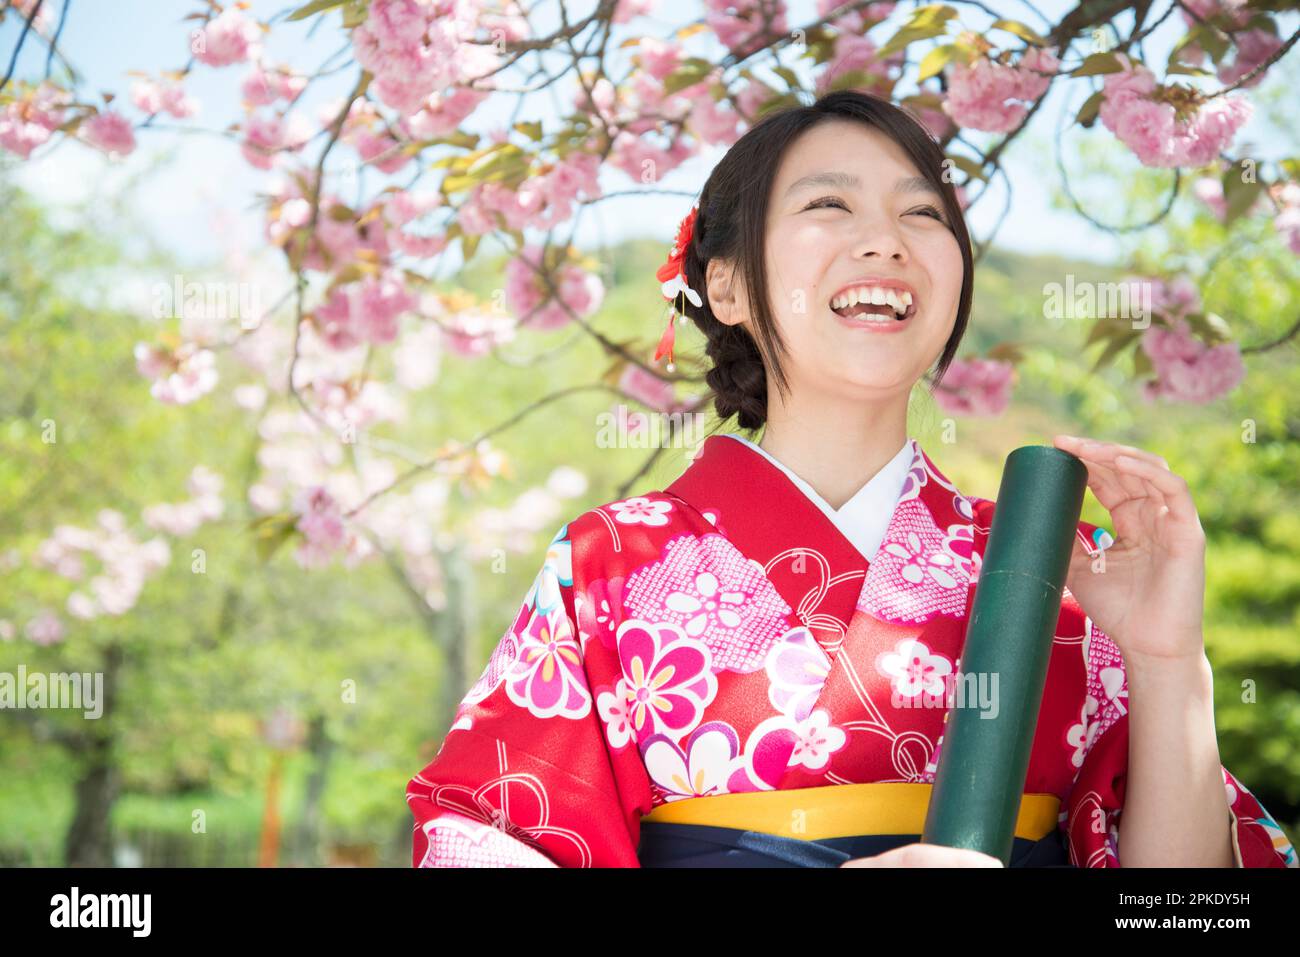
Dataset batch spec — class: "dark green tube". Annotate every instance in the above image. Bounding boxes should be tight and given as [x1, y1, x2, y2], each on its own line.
[920, 445, 1088, 864]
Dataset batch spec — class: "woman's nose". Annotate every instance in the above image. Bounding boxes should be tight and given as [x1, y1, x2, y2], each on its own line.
[850, 217, 908, 262]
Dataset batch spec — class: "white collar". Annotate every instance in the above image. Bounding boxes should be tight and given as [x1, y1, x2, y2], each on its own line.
[719, 433, 914, 563]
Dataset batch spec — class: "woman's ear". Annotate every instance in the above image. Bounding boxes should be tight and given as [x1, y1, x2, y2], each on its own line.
[706, 258, 747, 328]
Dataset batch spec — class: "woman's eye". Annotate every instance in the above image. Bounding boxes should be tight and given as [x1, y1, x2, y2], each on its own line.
[803, 196, 848, 211]
[803, 197, 947, 224]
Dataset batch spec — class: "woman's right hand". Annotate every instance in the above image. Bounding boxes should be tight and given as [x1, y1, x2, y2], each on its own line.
[839, 843, 1005, 867]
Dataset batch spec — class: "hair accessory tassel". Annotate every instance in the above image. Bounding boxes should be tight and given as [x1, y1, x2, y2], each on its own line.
[653, 311, 677, 372]
[654, 202, 701, 373]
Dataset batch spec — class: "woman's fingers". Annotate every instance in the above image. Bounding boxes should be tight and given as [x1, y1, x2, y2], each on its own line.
[1055, 435, 1172, 512]
[1112, 453, 1198, 524]
[1054, 437, 1143, 512]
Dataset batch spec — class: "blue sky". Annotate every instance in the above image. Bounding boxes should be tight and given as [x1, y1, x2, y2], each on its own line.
[3, 0, 1297, 273]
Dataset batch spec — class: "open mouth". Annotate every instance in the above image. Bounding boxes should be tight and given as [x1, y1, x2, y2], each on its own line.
[829, 287, 917, 323]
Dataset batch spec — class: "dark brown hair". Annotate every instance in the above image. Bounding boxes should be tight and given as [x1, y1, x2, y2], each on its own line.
[677, 89, 975, 431]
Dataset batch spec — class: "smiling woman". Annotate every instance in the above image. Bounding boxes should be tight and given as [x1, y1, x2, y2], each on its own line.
[672, 91, 975, 437]
[404, 90, 1297, 870]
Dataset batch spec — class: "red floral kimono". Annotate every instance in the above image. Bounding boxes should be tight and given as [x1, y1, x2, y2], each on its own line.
[405, 434, 1297, 867]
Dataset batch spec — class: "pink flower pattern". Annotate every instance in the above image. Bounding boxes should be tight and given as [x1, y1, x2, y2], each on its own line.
[610, 619, 717, 742]
[624, 533, 793, 673]
[504, 604, 591, 720]
[764, 626, 832, 721]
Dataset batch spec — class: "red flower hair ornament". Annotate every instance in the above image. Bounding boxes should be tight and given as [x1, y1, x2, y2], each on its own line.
[653, 201, 701, 372]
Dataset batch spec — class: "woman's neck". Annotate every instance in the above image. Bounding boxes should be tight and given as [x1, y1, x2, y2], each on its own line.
[756, 389, 910, 511]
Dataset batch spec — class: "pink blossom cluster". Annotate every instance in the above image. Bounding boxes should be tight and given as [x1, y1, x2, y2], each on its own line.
[815, 33, 903, 99]
[241, 64, 307, 106]
[131, 76, 198, 119]
[913, 104, 955, 141]
[504, 245, 605, 332]
[378, 188, 449, 257]
[1271, 181, 1300, 255]
[815, 0, 896, 33]
[397, 86, 489, 141]
[314, 272, 419, 350]
[609, 49, 740, 149]
[457, 153, 603, 235]
[142, 466, 225, 537]
[1179, 0, 1252, 31]
[0, 82, 70, 159]
[291, 485, 372, 569]
[263, 175, 393, 271]
[612, 0, 656, 23]
[1140, 318, 1244, 404]
[1192, 176, 1228, 220]
[1099, 53, 1252, 168]
[334, 98, 413, 174]
[2, 610, 63, 646]
[82, 111, 136, 157]
[1215, 29, 1284, 90]
[240, 111, 311, 170]
[133, 341, 219, 405]
[932, 358, 1014, 416]
[705, 0, 789, 57]
[942, 47, 1060, 134]
[350, 0, 503, 116]
[1120, 273, 1202, 320]
[33, 510, 172, 625]
[606, 123, 696, 184]
[193, 7, 263, 68]
[618, 363, 693, 414]
[436, 304, 518, 359]
[309, 377, 407, 435]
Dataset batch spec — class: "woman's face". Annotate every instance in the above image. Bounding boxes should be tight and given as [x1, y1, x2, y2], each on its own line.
[743, 119, 965, 403]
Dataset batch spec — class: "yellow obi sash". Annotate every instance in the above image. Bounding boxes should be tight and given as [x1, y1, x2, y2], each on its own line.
[641, 782, 1060, 842]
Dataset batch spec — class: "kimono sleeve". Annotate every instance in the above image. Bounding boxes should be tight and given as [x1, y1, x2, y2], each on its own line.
[1061, 620, 1298, 868]
[405, 523, 643, 868]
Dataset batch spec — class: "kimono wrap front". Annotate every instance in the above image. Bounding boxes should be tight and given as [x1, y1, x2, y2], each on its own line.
[405, 435, 1298, 868]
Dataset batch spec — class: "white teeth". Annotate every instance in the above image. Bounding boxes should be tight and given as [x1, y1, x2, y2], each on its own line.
[830, 285, 913, 317]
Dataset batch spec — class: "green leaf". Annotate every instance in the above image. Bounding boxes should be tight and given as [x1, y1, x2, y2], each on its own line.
[1071, 52, 1126, 77]
[441, 173, 479, 194]
[911, 3, 959, 29]
[1221, 169, 1262, 225]
[877, 4, 958, 58]
[918, 44, 959, 83]
[461, 231, 481, 262]
[1132, 345, 1153, 376]
[249, 514, 299, 563]
[1085, 318, 1132, 346]
[1174, 23, 1229, 63]
[662, 57, 714, 95]
[1165, 62, 1214, 76]
[1090, 331, 1137, 373]
[341, 0, 368, 28]
[513, 120, 543, 142]
[287, 0, 349, 22]
[1074, 89, 1105, 128]
[988, 19, 1049, 47]
[943, 153, 987, 183]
